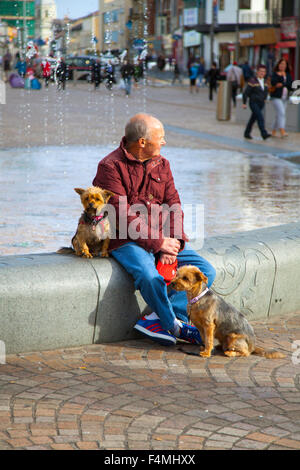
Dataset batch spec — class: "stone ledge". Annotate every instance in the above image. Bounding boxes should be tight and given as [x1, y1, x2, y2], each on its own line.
[1, 222, 300, 354]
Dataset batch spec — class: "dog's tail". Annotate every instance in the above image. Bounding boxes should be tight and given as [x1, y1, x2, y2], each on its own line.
[253, 346, 285, 359]
[56, 247, 75, 255]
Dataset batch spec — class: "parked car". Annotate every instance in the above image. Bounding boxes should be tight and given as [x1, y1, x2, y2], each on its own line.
[65, 56, 97, 81]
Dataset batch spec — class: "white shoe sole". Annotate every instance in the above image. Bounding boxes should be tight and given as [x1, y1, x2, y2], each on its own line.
[134, 324, 176, 345]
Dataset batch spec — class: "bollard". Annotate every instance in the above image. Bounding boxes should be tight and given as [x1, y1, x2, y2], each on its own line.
[216, 81, 232, 121]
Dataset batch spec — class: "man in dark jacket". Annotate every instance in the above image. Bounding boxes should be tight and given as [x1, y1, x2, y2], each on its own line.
[92, 58, 102, 90]
[93, 114, 216, 346]
[243, 64, 271, 140]
[56, 57, 68, 90]
[120, 60, 134, 95]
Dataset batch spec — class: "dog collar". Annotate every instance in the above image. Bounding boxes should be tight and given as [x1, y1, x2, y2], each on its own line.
[80, 213, 107, 231]
[189, 288, 209, 305]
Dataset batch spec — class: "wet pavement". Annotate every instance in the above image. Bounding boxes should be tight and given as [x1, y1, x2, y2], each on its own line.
[0, 312, 299, 450]
[1, 79, 300, 451]
[0, 145, 300, 256]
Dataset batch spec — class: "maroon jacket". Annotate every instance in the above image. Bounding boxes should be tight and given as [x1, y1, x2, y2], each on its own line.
[93, 138, 188, 253]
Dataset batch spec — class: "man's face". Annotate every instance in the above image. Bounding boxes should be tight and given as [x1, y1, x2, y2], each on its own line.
[257, 67, 266, 79]
[143, 124, 166, 159]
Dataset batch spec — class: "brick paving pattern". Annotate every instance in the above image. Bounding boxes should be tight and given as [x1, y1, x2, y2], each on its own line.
[0, 312, 299, 450]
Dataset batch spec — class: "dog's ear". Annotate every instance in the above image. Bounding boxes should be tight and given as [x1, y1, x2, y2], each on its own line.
[102, 190, 115, 202]
[195, 270, 208, 284]
[74, 188, 85, 196]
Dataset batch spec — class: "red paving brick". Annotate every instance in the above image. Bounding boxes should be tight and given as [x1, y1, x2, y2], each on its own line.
[0, 312, 299, 450]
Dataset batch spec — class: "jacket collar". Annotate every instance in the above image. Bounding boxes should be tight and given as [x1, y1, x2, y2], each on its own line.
[120, 137, 162, 169]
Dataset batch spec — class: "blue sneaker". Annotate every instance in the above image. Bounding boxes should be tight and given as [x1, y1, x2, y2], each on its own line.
[178, 322, 203, 345]
[134, 317, 176, 347]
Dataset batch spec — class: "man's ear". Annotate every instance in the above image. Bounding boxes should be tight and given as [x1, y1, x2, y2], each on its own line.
[138, 137, 146, 148]
[74, 188, 85, 196]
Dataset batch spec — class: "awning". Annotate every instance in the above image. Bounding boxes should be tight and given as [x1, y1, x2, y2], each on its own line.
[276, 41, 296, 48]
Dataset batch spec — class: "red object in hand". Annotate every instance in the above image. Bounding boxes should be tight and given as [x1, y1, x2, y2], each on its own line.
[156, 259, 178, 285]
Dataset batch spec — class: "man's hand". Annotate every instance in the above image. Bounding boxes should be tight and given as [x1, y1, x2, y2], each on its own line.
[242, 104, 247, 109]
[160, 238, 181, 256]
[159, 253, 177, 265]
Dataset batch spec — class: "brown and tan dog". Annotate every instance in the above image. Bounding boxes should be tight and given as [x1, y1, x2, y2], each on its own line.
[170, 265, 285, 359]
[58, 186, 114, 259]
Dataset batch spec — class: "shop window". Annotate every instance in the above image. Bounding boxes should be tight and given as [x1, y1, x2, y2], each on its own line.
[219, 0, 225, 10]
[239, 0, 251, 9]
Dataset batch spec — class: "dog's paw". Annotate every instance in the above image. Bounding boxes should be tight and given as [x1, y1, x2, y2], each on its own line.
[200, 350, 211, 358]
[101, 252, 109, 258]
[82, 253, 93, 259]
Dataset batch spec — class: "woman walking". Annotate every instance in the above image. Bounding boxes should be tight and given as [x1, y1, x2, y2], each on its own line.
[270, 59, 293, 138]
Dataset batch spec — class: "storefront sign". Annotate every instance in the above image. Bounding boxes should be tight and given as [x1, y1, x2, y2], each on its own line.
[183, 8, 198, 26]
[281, 17, 298, 40]
[239, 28, 277, 46]
[183, 30, 201, 48]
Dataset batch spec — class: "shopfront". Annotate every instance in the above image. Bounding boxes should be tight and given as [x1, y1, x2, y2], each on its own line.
[239, 27, 279, 73]
[276, 17, 298, 79]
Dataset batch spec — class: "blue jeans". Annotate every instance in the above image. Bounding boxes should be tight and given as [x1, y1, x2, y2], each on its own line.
[111, 242, 216, 331]
[124, 77, 132, 95]
[245, 101, 268, 138]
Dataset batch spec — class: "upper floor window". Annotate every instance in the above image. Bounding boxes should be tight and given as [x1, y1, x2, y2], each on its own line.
[239, 0, 251, 9]
[219, 0, 225, 10]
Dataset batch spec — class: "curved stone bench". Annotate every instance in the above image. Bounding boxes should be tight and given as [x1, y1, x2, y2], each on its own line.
[1, 222, 300, 355]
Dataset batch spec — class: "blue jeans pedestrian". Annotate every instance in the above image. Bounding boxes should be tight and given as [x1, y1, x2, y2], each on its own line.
[124, 77, 132, 95]
[245, 101, 268, 138]
[111, 242, 216, 331]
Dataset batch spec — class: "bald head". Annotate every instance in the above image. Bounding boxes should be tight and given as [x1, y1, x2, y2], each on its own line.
[125, 114, 163, 143]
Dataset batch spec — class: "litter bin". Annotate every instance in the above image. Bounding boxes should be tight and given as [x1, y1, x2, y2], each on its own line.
[216, 81, 232, 121]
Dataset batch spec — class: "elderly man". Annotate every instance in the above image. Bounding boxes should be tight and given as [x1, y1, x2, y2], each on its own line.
[93, 114, 216, 346]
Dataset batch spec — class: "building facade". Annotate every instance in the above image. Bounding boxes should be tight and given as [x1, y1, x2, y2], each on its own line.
[183, 0, 282, 71]
[69, 11, 100, 55]
[0, 0, 36, 47]
[98, 0, 132, 53]
[35, 0, 57, 45]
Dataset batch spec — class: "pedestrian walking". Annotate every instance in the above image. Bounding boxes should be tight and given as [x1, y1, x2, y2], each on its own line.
[41, 59, 51, 88]
[105, 61, 116, 89]
[226, 61, 243, 107]
[171, 59, 182, 85]
[241, 60, 253, 82]
[56, 57, 68, 91]
[3, 50, 12, 82]
[242, 64, 271, 141]
[197, 58, 205, 89]
[15, 57, 27, 78]
[189, 62, 199, 94]
[206, 62, 219, 101]
[269, 58, 293, 138]
[157, 55, 165, 71]
[120, 60, 134, 96]
[92, 58, 102, 90]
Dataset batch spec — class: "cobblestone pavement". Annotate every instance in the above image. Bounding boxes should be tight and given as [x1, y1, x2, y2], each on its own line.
[0, 312, 300, 451]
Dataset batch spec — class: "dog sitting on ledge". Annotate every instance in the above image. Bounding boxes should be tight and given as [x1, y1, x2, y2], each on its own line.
[170, 265, 285, 359]
[57, 186, 114, 259]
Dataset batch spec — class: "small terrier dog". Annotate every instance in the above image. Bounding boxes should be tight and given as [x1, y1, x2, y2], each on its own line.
[58, 186, 114, 259]
[170, 265, 285, 359]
